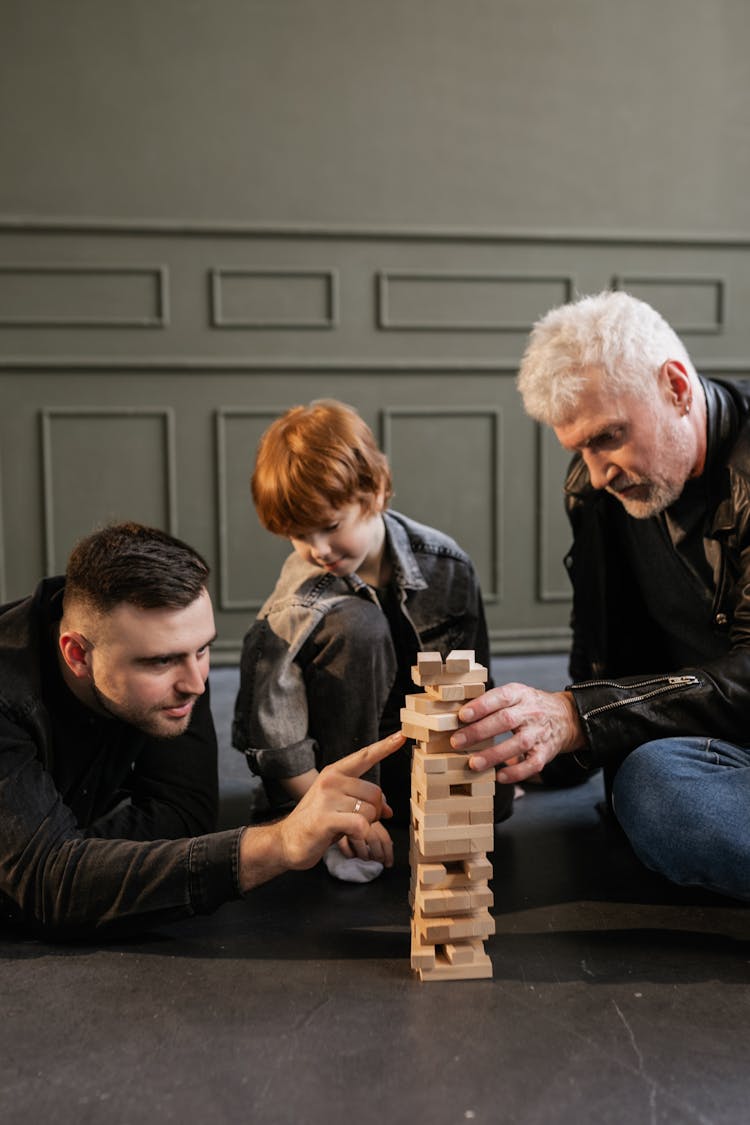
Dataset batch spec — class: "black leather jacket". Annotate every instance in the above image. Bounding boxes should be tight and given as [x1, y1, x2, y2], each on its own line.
[564, 377, 750, 768]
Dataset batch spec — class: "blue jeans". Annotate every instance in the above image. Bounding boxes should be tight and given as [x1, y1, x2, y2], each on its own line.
[612, 737, 750, 901]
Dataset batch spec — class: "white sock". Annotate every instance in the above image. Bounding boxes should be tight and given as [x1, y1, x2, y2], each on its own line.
[323, 844, 384, 883]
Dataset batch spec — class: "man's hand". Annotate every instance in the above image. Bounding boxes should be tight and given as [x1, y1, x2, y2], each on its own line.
[238, 731, 405, 892]
[449, 683, 585, 783]
[336, 819, 394, 867]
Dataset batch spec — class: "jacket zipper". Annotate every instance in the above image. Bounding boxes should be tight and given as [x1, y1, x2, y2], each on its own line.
[576, 674, 699, 720]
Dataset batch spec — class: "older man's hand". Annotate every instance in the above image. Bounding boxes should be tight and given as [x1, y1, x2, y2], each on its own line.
[450, 684, 585, 783]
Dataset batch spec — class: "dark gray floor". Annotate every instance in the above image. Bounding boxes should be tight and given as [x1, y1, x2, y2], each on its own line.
[3, 657, 749, 1125]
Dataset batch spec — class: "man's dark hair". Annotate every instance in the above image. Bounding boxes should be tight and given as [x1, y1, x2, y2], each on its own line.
[64, 522, 210, 613]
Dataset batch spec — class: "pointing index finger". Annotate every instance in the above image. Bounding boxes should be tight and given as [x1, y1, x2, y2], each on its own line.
[337, 731, 406, 778]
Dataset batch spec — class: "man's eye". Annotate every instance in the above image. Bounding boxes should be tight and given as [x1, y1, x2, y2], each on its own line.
[592, 430, 621, 450]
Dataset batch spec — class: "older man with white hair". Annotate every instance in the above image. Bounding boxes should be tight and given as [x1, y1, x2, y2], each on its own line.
[454, 290, 750, 901]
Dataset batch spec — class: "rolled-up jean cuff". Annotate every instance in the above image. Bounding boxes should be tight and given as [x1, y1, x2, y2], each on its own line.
[248, 742, 317, 780]
[187, 827, 244, 914]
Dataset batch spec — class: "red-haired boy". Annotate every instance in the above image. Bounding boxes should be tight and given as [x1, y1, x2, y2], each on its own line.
[232, 400, 510, 881]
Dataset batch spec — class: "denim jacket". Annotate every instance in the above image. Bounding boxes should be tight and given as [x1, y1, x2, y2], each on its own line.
[232, 510, 491, 780]
[0, 577, 242, 938]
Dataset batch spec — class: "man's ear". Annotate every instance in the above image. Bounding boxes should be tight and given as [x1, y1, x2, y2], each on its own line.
[661, 360, 692, 413]
[59, 630, 92, 680]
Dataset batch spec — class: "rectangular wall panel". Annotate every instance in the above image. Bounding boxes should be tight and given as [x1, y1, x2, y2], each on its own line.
[378, 272, 573, 332]
[612, 275, 724, 334]
[538, 426, 574, 603]
[41, 407, 177, 573]
[0, 264, 168, 327]
[210, 268, 338, 329]
[215, 408, 293, 611]
[381, 406, 502, 604]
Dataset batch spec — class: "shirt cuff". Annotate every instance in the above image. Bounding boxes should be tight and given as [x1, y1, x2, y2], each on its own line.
[187, 827, 244, 914]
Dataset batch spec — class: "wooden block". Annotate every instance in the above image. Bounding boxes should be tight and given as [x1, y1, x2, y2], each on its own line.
[405, 693, 463, 716]
[413, 754, 495, 787]
[414, 746, 475, 774]
[412, 778, 451, 803]
[412, 839, 489, 865]
[411, 948, 437, 971]
[465, 856, 493, 881]
[445, 650, 474, 673]
[417, 837, 473, 859]
[400, 707, 460, 732]
[443, 939, 485, 966]
[402, 721, 430, 741]
[418, 836, 493, 859]
[413, 856, 493, 889]
[420, 794, 494, 816]
[416, 652, 443, 675]
[419, 863, 448, 885]
[416, 733, 458, 751]
[415, 818, 494, 846]
[420, 908, 496, 943]
[464, 778, 496, 795]
[420, 868, 480, 891]
[419, 886, 493, 915]
[411, 798, 449, 830]
[419, 732, 457, 754]
[411, 665, 489, 688]
[418, 955, 493, 982]
[426, 682, 485, 702]
[418, 889, 473, 916]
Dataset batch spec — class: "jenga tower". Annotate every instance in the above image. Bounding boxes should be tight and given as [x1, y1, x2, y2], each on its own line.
[402, 650, 496, 981]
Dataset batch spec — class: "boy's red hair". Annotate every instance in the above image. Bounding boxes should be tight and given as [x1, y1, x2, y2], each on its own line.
[252, 400, 393, 536]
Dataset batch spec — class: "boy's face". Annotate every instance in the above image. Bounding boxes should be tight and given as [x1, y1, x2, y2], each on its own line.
[289, 501, 386, 582]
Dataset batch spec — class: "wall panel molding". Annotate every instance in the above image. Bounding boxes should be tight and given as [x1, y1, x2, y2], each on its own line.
[4, 216, 750, 246]
[0, 264, 169, 327]
[40, 406, 177, 573]
[210, 267, 339, 330]
[611, 274, 726, 334]
[215, 406, 287, 612]
[537, 424, 573, 604]
[380, 405, 502, 603]
[377, 271, 574, 332]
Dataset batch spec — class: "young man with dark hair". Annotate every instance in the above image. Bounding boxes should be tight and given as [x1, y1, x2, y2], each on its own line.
[0, 522, 402, 939]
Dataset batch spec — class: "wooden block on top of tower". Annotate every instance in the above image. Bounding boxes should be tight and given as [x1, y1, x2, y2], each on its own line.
[445, 650, 474, 673]
[411, 664, 488, 688]
[416, 652, 443, 676]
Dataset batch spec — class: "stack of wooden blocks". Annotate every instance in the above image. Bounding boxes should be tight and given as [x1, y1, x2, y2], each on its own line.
[402, 650, 496, 981]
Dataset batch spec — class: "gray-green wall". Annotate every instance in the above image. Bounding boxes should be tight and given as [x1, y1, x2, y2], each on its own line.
[2, 1, 749, 660]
